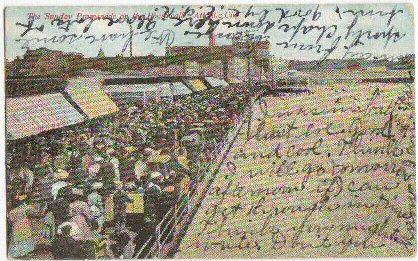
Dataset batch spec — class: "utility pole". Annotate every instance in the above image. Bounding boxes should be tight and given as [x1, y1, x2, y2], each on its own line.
[245, 34, 254, 141]
[130, 23, 133, 57]
[246, 37, 253, 93]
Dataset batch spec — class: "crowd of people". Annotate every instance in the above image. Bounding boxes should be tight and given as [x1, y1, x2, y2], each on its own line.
[6, 83, 252, 259]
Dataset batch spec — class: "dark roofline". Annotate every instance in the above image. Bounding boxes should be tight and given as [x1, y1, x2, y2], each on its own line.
[103, 76, 197, 85]
[102, 76, 223, 86]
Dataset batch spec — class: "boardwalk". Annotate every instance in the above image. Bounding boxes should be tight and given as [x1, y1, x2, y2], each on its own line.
[176, 82, 415, 258]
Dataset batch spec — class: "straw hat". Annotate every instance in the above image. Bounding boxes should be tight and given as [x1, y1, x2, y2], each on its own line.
[177, 156, 190, 170]
[78, 134, 88, 141]
[72, 188, 84, 196]
[17, 194, 27, 201]
[92, 182, 103, 190]
[86, 138, 95, 146]
[115, 181, 123, 189]
[125, 182, 136, 190]
[150, 171, 163, 179]
[55, 169, 69, 180]
[106, 148, 115, 155]
[147, 149, 171, 164]
[94, 156, 104, 163]
[104, 138, 113, 146]
[143, 147, 155, 156]
[88, 164, 101, 175]
[125, 146, 137, 153]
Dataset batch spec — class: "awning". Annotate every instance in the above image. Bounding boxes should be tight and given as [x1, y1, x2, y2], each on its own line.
[160, 82, 192, 97]
[104, 82, 192, 98]
[6, 93, 85, 140]
[66, 78, 119, 119]
[108, 92, 144, 99]
[187, 79, 207, 91]
[204, 77, 229, 88]
[103, 84, 159, 93]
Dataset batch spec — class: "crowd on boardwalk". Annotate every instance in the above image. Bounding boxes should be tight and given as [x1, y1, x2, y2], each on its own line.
[6, 84, 251, 259]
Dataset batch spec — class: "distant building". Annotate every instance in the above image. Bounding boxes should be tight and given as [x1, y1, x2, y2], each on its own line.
[166, 40, 271, 81]
[289, 58, 396, 71]
[6, 39, 272, 82]
[7, 47, 83, 77]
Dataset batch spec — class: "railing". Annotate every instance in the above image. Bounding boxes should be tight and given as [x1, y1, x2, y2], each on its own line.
[133, 92, 259, 259]
[134, 190, 194, 258]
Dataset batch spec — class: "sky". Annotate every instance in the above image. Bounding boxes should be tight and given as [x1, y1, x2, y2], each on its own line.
[4, 3, 415, 61]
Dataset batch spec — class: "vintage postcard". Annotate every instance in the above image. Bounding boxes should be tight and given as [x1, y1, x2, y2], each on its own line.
[4, 2, 416, 259]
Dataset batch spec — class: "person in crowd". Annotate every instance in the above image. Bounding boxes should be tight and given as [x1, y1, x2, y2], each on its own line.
[100, 162, 117, 192]
[68, 146, 83, 180]
[103, 191, 115, 232]
[39, 203, 55, 247]
[113, 181, 131, 233]
[125, 178, 145, 233]
[88, 182, 105, 234]
[134, 157, 148, 184]
[107, 148, 121, 182]
[52, 223, 84, 259]
[178, 173, 192, 197]
[9, 169, 24, 204]
[81, 151, 94, 177]
[68, 191, 94, 241]
[51, 169, 70, 200]
[48, 182, 73, 230]
[67, 190, 98, 258]
[108, 228, 136, 259]
[147, 172, 163, 196]
[8, 194, 37, 258]
[35, 151, 55, 182]
[88, 161, 102, 180]
[18, 165, 34, 193]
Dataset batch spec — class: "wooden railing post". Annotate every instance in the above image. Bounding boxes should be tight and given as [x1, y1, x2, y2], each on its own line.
[187, 192, 191, 215]
[174, 203, 177, 224]
[156, 225, 161, 257]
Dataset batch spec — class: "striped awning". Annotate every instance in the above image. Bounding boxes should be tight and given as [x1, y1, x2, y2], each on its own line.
[103, 84, 159, 93]
[204, 77, 229, 88]
[160, 82, 192, 97]
[6, 93, 84, 140]
[66, 78, 119, 119]
[187, 79, 207, 91]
